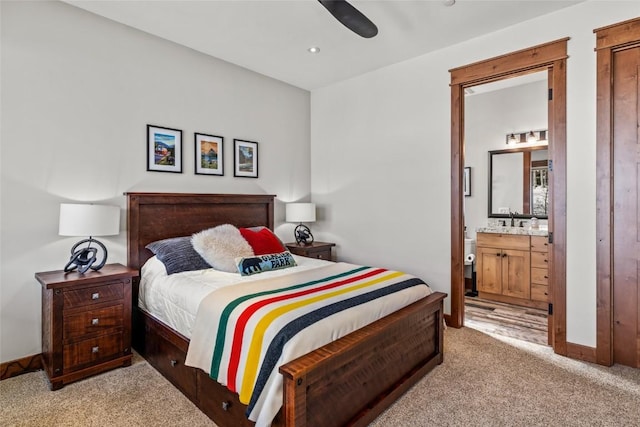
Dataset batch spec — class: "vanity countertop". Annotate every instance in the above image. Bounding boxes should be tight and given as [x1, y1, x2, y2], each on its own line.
[476, 227, 548, 236]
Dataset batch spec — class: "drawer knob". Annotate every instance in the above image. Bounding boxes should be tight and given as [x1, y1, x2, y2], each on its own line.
[170, 359, 178, 367]
[92, 346, 99, 353]
[544, 275, 548, 279]
[91, 318, 99, 325]
[91, 292, 100, 300]
[222, 401, 231, 411]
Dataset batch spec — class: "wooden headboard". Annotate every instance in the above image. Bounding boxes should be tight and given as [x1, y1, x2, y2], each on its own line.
[126, 193, 275, 271]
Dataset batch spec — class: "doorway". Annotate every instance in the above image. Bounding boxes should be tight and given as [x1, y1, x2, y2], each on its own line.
[449, 39, 568, 355]
[462, 72, 550, 346]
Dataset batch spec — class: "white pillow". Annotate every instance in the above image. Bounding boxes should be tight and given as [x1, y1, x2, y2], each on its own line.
[191, 224, 254, 272]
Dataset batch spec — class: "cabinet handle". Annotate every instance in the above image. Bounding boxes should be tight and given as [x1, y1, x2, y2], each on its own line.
[92, 346, 99, 353]
[91, 318, 99, 325]
[502, 253, 507, 258]
[496, 253, 501, 257]
[544, 275, 548, 279]
[170, 359, 177, 367]
[91, 292, 100, 300]
[544, 259, 548, 263]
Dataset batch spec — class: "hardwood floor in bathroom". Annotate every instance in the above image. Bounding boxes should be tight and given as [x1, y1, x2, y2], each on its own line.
[464, 296, 548, 345]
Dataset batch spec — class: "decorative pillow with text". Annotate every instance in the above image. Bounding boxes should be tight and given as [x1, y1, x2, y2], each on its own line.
[235, 251, 297, 276]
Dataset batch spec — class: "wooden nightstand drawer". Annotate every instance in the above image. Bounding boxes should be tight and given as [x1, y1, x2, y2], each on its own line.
[63, 332, 123, 372]
[63, 282, 124, 309]
[304, 248, 331, 260]
[64, 304, 124, 340]
[286, 242, 336, 261]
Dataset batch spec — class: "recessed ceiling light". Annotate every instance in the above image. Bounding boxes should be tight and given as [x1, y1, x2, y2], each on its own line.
[307, 46, 320, 54]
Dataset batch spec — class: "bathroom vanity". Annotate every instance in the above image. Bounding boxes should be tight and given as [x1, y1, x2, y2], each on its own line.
[475, 229, 549, 309]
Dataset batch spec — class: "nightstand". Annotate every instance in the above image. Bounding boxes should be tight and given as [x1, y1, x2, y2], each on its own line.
[36, 263, 138, 390]
[285, 241, 336, 261]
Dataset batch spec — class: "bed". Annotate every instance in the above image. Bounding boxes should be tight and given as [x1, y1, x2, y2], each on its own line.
[127, 192, 446, 427]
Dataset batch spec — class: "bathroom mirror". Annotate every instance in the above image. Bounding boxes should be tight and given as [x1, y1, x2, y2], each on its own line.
[488, 145, 548, 219]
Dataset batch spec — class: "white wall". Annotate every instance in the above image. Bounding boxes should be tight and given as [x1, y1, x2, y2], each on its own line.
[311, 1, 640, 347]
[0, 1, 310, 362]
[464, 80, 548, 239]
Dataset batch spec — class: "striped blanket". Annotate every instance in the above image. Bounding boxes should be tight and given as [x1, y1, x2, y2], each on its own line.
[185, 262, 431, 427]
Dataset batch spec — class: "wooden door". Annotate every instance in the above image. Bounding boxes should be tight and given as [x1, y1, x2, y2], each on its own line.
[477, 246, 502, 295]
[502, 249, 531, 300]
[612, 45, 640, 368]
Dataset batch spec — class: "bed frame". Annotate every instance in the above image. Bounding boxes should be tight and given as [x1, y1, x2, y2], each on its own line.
[126, 192, 446, 427]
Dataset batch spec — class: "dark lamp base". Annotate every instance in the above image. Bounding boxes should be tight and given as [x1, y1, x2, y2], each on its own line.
[294, 224, 314, 245]
[64, 237, 108, 274]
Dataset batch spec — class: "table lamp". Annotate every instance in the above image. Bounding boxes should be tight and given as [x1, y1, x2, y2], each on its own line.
[59, 203, 120, 273]
[286, 203, 316, 245]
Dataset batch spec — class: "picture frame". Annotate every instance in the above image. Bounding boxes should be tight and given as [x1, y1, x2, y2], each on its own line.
[233, 139, 258, 178]
[464, 166, 471, 197]
[195, 133, 224, 176]
[147, 125, 182, 173]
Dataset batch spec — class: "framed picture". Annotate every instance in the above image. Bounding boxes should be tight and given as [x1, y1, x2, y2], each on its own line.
[234, 139, 258, 178]
[147, 125, 182, 173]
[195, 133, 224, 176]
[464, 166, 471, 197]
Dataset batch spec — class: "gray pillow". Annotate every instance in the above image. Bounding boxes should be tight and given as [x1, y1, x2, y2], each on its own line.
[146, 236, 211, 274]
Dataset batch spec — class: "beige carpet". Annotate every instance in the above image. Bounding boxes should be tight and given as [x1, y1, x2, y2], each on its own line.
[1, 327, 639, 426]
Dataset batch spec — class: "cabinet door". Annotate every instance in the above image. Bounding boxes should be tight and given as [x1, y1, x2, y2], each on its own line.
[477, 247, 502, 295]
[501, 249, 531, 300]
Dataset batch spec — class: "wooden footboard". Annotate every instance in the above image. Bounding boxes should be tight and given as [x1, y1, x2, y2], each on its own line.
[280, 291, 445, 427]
[133, 291, 445, 427]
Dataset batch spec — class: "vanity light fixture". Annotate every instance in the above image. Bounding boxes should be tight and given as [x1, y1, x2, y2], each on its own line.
[505, 129, 548, 145]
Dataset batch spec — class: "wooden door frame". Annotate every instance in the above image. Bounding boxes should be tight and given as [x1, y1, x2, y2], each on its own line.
[448, 39, 568, 355]
[594, 17, 640, 366]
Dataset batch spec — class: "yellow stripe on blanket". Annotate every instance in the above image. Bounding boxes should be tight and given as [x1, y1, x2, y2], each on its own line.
[239, 270, 403, 402]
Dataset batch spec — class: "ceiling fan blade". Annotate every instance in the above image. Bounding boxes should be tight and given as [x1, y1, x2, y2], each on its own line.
[318, 0, 378, 38]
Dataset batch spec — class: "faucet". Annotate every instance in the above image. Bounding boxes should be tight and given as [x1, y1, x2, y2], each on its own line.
[509, 210, 518, 227]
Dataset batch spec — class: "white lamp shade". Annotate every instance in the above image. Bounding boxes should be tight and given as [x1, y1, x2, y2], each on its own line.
[59, 204, 120, 237]
[286, 203, 316, 223]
